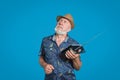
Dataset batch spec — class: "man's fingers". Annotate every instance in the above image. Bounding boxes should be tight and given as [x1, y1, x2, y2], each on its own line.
[66, 50, 75, 58]
[69, 49, 80, 57]
[44, 64, 54, 74]
[45, 64, 54, 71]
[49, 65, 54, 70]
[65, 53, 69, 59]
[66, 50, 80, 59]
[45, 68, 52, 74]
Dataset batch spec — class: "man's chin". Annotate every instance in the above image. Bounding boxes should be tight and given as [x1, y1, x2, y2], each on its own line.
[56, 31, 67, 35]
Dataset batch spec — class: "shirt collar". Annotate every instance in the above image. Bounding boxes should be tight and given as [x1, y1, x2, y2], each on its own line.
[51, 33, 69, 43]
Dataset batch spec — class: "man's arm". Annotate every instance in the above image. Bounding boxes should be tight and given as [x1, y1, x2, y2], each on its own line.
[39, 56, 54, 74]
[39, 56, 47, 68]
[72, 56, 82, 70]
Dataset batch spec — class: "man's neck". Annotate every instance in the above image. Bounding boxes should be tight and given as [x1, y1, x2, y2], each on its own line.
[56, 34, 67, 38]
[55, 33, 67, 46]
[55, 34, 67, 39]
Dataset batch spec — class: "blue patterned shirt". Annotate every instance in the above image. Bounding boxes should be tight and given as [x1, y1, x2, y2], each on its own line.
[39, 34, 81, 80]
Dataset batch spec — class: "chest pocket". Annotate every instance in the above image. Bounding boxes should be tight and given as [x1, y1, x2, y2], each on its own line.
[44, 43, 57, 60]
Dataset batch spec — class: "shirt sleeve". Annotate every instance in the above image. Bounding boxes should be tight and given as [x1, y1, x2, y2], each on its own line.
[38, 39, 45, 57]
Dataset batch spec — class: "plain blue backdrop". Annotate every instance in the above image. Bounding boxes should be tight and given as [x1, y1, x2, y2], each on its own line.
[0, 0, 120, 80]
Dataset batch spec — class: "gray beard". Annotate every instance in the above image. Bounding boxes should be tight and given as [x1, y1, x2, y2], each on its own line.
[54, 27, 67, 35]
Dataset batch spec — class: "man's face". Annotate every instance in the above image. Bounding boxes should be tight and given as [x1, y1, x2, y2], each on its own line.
[55, 18, 71, 34]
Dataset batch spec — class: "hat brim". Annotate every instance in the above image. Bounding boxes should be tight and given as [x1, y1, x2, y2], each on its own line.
[56, 16, 74, 29]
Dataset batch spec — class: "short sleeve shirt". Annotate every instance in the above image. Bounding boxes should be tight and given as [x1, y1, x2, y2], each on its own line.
[39, 34, 81, 80]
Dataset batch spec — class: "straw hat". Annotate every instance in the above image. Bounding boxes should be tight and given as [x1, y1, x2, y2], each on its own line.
[56, 14, 74, 29]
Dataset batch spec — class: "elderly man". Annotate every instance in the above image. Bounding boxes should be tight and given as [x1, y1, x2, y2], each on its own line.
[39, 14, 82, 80]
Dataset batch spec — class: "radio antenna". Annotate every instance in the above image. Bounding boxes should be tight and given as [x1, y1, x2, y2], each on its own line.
[81, 31, 104, 46]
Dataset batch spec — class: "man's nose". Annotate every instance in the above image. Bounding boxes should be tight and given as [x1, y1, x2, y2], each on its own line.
[59, 21, 63, 25]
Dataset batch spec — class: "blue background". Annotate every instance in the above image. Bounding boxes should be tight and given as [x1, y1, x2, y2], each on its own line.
[0, 0, 120, 80]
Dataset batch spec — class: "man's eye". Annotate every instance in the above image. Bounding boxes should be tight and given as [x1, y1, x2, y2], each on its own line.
[60, 20, 63, 22]
[64, 21, 66, 23]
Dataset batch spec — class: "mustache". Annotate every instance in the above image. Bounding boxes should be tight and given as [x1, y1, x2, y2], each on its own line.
[56, 25, 63, 28]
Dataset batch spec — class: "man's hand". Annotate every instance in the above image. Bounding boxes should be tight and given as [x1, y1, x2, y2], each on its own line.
[65, 49, 80, 60]
[65, 49, 82, 70]
[44, 64, 54, 74]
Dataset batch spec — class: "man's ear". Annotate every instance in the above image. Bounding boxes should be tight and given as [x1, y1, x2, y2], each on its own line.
[67, 27, 71, 32]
